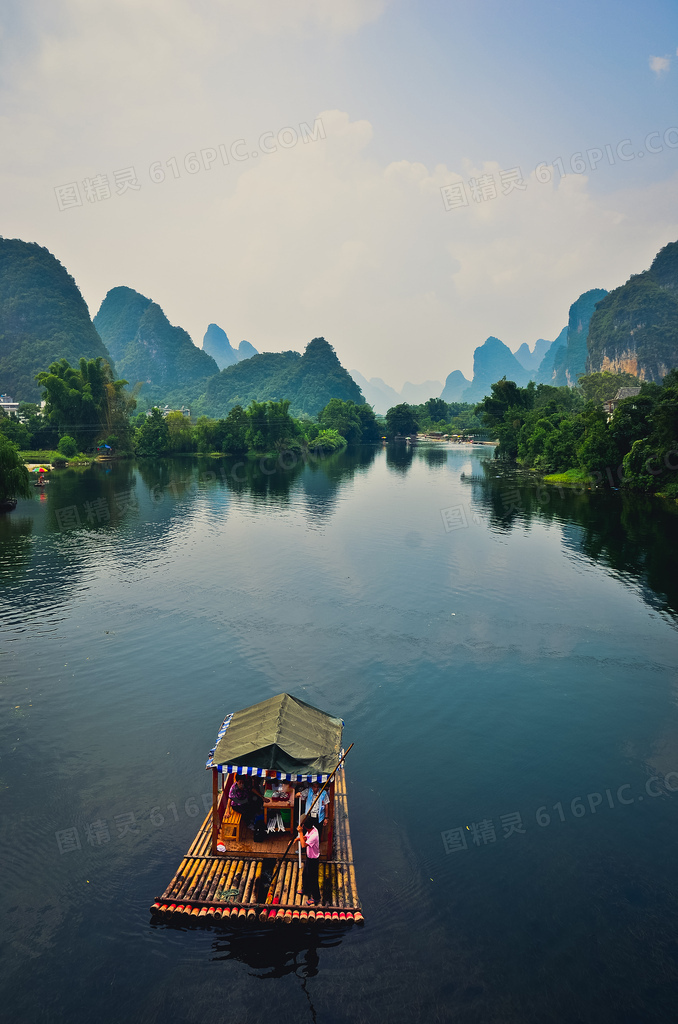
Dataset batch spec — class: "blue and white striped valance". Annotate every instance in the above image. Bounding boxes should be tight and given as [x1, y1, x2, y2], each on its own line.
[212, 763, 330, 783]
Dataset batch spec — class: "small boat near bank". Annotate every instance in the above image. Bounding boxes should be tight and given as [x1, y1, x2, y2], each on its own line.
[151, 693, 363, 926]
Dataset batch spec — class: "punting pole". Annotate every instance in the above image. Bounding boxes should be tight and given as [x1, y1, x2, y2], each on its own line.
[265, 743, 354, 905]
[297, 793, 303, 872]
[211, 766, 219, 853]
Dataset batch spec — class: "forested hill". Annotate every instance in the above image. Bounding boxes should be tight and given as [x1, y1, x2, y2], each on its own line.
[94, 286, 219, 407]
[0, 237, 111, 402]
[587, 239, 678, 382]
[203, 337, 364, 418]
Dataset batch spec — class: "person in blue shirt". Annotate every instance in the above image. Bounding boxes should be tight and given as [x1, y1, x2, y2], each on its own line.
[300, 780, 329, 837]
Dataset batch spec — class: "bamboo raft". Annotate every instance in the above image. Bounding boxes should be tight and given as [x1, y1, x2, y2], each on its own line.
[151, 763, 364, 925]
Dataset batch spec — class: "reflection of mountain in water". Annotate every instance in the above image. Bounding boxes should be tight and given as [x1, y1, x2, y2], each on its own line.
[462, 465, 678, 618]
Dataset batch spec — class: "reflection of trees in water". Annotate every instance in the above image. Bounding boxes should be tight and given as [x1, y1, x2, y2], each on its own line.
[386, 442, 414, 474]
[134, 450, 380, 511]
[420, 446, 448, 468]
[134, 458, 178, 498]
[174, 447, 381, 525]
[45, 462, 137, 532]
[0, 513, 33, 585]
[1, 446, 379, 593]
[462, 464, 678, 617]
[219, 453, 306, 502]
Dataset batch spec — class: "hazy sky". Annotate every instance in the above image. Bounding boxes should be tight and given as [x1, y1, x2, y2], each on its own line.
[2, 0, 677, 387]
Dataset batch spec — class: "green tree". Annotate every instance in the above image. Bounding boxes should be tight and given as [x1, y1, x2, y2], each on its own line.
[310, 428, 347, 452]
[425, 397, 448, 423]
[475, 378, 534, 431]
[577, 371, 641, 405]
[135, 408, 170, 456]
[245, 400, 300, 451]
[576, 406, 622, 478]
[36, 357, 133, 449]
[16, 402, 58, 450]
[57, 435, 78, 457]
[318, 398, 363, 442]
[385, 403, 419, 438]
[355, 403, 382, 442]
[193, 416, 220, 453]
[0, 435, 31, 502]
[0, 413, 32, 450]
[165, 411, 194, 453]
[621, 370, 678, 496]
[218, 406, 249, 453]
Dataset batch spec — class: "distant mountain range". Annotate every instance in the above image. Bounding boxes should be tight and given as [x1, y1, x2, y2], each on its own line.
[349, 372, 400, 415]
[513, 338, 552, 371]
[2, 235, 677, 417]
[439, 288, 610, 404]
[440, 370, 471, 403]
[350, 371, 444, 414]
[203, 323, 258, 370]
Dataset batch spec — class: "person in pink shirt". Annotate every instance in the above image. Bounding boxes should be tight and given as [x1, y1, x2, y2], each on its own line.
[295, 817, 321, 905]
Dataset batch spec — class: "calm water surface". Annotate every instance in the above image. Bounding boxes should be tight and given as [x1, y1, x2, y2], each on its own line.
[1, 445, 677, 1024]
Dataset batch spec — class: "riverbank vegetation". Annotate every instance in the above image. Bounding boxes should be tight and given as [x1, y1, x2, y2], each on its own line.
[1, 358, 388, 462]
[383, 398, 482, 438]
[475, 371, 678, 497]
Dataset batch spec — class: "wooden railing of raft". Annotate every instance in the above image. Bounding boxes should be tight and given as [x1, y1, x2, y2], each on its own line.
[150, 759, 363, 924]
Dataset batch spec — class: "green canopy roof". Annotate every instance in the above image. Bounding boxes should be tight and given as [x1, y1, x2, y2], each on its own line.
[209, 693, 343, 778]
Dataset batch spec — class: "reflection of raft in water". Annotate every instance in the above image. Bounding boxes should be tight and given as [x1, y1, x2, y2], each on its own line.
[151, 693, 364, 926]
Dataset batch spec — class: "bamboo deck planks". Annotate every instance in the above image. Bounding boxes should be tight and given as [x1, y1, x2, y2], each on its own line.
[152, 767, 363, 925]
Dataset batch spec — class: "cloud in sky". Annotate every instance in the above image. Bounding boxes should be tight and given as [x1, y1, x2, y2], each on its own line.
[187, 113, 678, 383]
[26, 109, 674, 386]
[649, 55, 671, 75]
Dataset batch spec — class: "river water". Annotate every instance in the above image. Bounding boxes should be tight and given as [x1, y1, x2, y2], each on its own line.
[1, 445, 677, 1024]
